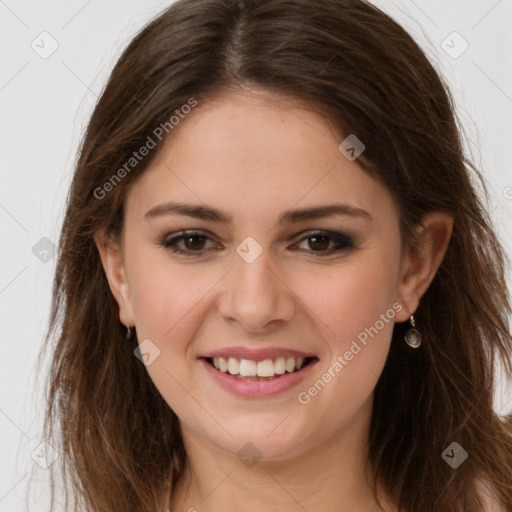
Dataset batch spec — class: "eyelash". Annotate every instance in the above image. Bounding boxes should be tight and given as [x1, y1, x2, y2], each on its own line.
[159, 230, 355, 257]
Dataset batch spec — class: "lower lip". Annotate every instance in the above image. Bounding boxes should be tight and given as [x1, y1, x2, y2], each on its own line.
[199, 358, 318, 398]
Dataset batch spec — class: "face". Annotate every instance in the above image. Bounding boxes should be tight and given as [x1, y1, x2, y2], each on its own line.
[102, 87, 414, 461]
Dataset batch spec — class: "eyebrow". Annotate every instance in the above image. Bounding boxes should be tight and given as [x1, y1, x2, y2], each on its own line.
[144, 201, 372, 225]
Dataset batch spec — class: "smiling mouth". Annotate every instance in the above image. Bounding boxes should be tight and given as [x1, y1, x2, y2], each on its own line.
[203, 356, 318, 380]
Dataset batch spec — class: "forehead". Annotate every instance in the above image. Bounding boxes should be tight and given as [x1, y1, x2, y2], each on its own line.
[124, 88, 395, 226]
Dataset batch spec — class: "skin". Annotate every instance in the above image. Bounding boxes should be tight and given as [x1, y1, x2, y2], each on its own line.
[95, 87, 453, 512]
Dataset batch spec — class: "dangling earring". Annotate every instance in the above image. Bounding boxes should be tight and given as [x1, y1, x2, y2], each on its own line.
[126, 325, 132, 340]
[404, 315, 421, 348]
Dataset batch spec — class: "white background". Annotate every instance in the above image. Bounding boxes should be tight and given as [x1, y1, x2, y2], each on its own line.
[1, 0, 511, 510]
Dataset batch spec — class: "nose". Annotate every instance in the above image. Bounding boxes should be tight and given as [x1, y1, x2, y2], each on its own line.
[217, 247, 295, 334]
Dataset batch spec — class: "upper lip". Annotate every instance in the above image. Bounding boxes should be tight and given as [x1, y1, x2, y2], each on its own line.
[199, 346, 317, 362]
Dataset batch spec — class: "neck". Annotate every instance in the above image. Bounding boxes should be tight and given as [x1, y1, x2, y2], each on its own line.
[169, 397, 395, 512]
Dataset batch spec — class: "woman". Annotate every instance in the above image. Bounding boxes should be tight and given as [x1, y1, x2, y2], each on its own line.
[38, 0, 512, 510]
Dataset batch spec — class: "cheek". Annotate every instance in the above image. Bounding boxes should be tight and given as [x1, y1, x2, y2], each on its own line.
[128, 244, 216, 343]
[127, 259, 216, 419]
[130, 242, 401, 365]
[297, 255, 400, 347]
[290, 254, 400, 412]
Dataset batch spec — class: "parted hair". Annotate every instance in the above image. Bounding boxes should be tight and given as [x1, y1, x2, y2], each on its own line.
[37, 0, 512, 510]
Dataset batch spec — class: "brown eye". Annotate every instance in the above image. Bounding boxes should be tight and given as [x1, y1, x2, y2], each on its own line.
[308, 235, 331, 251]
[160, 229, 355, 257]
[293, 231, 355, 254]
[182, 235, 208, 251]
[161, 231, 218, 255]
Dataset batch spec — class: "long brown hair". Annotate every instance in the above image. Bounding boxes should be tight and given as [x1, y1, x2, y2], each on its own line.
[36, 0, 512, 510]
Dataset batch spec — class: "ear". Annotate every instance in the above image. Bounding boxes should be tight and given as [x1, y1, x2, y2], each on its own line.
[94, 229, 135, 327]
[395, 212, 454, 322]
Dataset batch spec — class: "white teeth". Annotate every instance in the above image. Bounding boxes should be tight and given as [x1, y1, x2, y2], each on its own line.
[211, 355, 309, 377]
[285, 357, 296, 373]
[239, 359, 257, 377]
[227, 357, 239, 375]
[274, 356, 286, 375]
[218, 357, 228, 372]
[257, 359, 275, 377]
